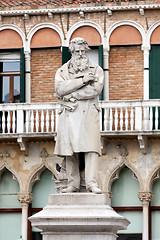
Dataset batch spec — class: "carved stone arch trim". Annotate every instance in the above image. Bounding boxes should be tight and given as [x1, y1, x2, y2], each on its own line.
[108, 162, 143, 194]
[106, 20, 146, 51]
[27, 23, 64, 52]
[27, 162, 58, 192]
[148, 165, 160, 192]
[0, 24, 25, 49]
[66, 21, 104, 47]
[147, 20, 160, 46]
[0, 162, 22, 191]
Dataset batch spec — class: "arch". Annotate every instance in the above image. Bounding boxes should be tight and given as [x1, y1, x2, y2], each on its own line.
[27, 162, 58, 192]
[66, 21, 104, 46]
[147, 21, 160, 45]
[0, 162, 22, 192]
[0, 24, 25, 49]
[107, 162, 143, 194]
[109, 25, 142, 45]
[149, 166, 160, 192]
[27, 23, 64, 50]
[106, 20, 146, 50]
[31, 28, 61, 48]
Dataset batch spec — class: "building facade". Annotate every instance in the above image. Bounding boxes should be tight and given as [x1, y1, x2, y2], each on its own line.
[0, 0, 160, 239]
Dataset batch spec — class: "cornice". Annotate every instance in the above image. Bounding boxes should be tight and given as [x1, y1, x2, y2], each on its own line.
[0, 4, 160, 16]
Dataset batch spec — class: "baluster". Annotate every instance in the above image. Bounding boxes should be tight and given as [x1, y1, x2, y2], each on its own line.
[41, 110, 44, 132]
[55, 108, 59, 133]
[7, 111, 10, 133]
[149, 107, 153, 130]
[143, 106, 149, 130]
[130, 107, 134, 131]
[36, 110, 39, 133]
[120, 107, 123, 131]
[104, 108, 108, 131]
[109, 108, 113, 131]
[51, 110, 54, 132]
[31, 110, 34, 133]
[2, 111, 5, 133]
[12, 111, 16, 133]
[46, 110, 49, 132]
[125, 107, 128, 131]
[115, 108, 118, 131]
[25, 110, 29, 133]
[99, 108, 102, 131]
[155, 106, 158, 130]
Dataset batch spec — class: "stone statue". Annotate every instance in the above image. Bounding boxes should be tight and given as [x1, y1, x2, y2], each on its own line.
[54, 37, 104, 194]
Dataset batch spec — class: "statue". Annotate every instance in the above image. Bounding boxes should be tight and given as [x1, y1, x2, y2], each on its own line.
[54, 37, 104, 194]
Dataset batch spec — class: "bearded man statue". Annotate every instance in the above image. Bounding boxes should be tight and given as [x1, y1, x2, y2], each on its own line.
[54, 37, 104, 194]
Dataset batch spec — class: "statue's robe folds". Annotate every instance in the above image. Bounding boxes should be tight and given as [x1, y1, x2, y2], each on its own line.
[54, 60, 104, 157]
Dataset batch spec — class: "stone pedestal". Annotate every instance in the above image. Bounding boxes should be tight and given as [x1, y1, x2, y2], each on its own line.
[29, 193, 130, 240]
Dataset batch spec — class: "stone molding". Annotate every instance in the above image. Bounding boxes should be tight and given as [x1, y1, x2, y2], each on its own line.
[18, 192, 33, 204]
[0, 4, 160, 17]
[138, 192, 153, 205]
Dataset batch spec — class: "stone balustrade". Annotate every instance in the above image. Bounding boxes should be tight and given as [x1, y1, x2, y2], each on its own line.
[0, 99, 160, 138]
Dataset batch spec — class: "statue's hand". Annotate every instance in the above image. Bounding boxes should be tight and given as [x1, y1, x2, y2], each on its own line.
[83, 72, 96, 85]
[63, 94, 76, 103]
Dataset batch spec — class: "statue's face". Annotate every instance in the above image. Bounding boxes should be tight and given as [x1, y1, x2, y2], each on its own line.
[73, 43, 86, 59]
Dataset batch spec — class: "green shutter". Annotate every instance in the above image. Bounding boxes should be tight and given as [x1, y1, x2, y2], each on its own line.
[98, 45, 104, 100]
[149, 45, 160, 99]
[62, 46, 71, 65]
[149, 45, 160, 129]
[20, 48, 25, 103]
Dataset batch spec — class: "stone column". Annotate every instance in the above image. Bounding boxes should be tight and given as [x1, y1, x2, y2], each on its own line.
[138, 192, 153, 240]
[103, 48, 109, 100]
[18, 192, 33, 240]
[25, 51, 31, 103]
[142, 45, 150, 100]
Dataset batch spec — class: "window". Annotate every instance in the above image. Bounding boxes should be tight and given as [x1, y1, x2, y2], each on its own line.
[28, 169, 56, 240]
[0, 170, 22, 240]
[0, 49, 25, 104]
[111, 167, 142, 239]
[0, 61, 20, 103]
[151, 178, 160, 240]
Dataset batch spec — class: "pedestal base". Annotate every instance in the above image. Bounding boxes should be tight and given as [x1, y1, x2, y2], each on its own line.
[43, 232, 117, 240]
[29, 193, 130, 240]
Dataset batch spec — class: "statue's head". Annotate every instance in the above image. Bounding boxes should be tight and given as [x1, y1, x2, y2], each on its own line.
[69, 37, 90, 58]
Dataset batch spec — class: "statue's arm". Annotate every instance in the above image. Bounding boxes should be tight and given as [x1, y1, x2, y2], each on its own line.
[55, 69, 85, 97]
[71, 66, 104, 100]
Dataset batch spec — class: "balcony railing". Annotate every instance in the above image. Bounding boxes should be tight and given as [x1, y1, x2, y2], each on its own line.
[0, 100, 160, 138]
[99, 99, 160, 134]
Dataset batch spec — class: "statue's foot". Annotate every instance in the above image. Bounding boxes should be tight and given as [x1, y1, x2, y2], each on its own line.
[62, 186, 79, 193]
[88, 186, 102, 194]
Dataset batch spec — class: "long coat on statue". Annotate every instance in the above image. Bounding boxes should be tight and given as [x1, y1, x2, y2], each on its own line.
[54, 59, 104, 157]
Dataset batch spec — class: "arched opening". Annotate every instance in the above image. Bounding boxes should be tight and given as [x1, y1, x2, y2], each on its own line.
[151, 177, 160, 239]
[0, 29, 25, 105]
[109, 25, 143, 101]
[111, 167, 142, 239]
[0, 169, 21, 240]
[28, 168, 56, 240]
[30, 27, 62, 103]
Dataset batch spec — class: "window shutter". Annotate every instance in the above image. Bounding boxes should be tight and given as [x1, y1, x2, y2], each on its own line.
[20, 48, 25, 103]
[62, 46, 71, 65]
[98, 45, 104, 100]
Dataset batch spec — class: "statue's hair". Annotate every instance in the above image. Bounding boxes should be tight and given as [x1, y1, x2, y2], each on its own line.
[69, 37, 90, 53]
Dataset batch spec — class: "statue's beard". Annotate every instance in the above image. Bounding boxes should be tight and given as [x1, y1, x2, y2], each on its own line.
[70, 55, 89, 73]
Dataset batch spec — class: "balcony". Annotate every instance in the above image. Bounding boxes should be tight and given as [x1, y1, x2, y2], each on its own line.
[0, 100, 160, 147]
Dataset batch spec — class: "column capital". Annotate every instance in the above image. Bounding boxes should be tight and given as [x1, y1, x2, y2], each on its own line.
[138, 192, 153, 205]
[18, 192, 33, 204]
[141, 44, 150, 52]
[103, 47, 110, 55]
